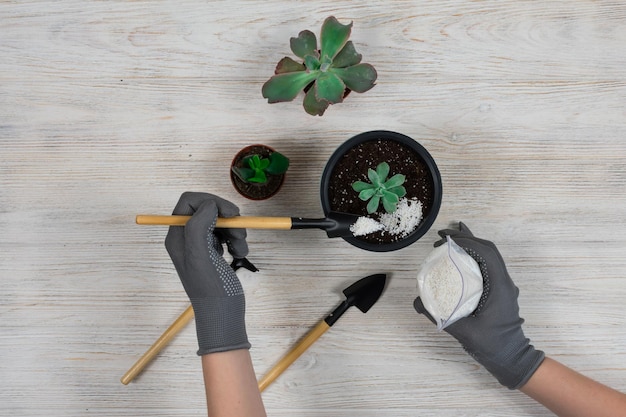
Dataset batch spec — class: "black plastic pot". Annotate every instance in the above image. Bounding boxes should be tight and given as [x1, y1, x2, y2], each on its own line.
[320, 130, 442, 252]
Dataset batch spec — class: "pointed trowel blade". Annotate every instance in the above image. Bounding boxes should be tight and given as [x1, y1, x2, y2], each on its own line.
[343, 273, 387, 313]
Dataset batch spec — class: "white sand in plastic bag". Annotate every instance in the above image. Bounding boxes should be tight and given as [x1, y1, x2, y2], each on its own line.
[417, 237, 483, 329]
[424, 255, 462, 318]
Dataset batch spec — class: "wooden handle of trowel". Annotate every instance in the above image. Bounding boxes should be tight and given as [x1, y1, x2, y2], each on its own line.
[120, 305, 195, 385]
[257, 320, 330, 392]
[136, 215, 293, 229]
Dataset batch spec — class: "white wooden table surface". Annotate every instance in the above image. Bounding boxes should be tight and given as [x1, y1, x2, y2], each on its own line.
[2, 1, 626, 416]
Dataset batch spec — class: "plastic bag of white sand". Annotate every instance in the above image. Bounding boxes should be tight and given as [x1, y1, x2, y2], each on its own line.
[416, 236, 483, 330]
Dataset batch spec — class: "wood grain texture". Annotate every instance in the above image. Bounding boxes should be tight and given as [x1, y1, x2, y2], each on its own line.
[1, 1, 625, 415]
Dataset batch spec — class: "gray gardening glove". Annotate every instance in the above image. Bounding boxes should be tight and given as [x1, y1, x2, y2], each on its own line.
[165, 192, 251, 355]
[414, 222, 544, 389]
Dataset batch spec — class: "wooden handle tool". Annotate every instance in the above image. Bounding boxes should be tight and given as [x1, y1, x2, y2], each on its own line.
[136, 215, 292, 229]
[121, 306, 330, 391]
[257, 273, 387, 392]
[120, 272, 385, 388]
[258, 321, 330, 392]
[120, 305, 195, 385]
[136, 211, 363, 238]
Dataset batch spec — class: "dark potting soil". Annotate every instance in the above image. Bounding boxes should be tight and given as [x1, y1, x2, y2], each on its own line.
[326, 139, 435, 244]
[230, 145, 285, 200]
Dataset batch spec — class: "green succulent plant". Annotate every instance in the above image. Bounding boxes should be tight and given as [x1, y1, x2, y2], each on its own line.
[352, 162, 407, 214]
[232, 151, 289, 184]
[262, 16, 377, 116]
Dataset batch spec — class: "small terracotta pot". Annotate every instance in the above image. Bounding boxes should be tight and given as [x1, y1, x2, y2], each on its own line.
[230, 144, 286, 200]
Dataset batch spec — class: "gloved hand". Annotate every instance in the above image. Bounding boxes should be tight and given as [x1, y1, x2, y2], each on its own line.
[414, 222, 545, 389]
[165, 192, 251, 355]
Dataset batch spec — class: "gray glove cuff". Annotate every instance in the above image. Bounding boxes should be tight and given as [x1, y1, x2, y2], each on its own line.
[472, 338, 545, 389]
[190, 295, 250, 355]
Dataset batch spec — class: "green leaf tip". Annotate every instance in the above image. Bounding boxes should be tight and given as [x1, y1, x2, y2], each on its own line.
[315, 72, 346, 104]
[303, 87, 330, 116]
[275, 57, 306, 74]
[320, 16, 352, 62]
[332, 41, 362, 68]
[290, 30, 318, 60]
[266, 151, 290, 175]
[262, 71, 317, 103]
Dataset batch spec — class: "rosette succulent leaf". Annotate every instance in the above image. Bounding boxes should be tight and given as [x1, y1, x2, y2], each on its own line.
[262, 16, 377, 116]
[352, 162, 407, 214]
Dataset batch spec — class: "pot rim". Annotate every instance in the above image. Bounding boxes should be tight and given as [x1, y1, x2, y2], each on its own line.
[320, 130, 442, 252]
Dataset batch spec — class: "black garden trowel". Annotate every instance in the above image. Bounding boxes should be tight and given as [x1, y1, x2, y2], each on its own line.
[136, 212, 367, 238]
[257, 273, 387, 392]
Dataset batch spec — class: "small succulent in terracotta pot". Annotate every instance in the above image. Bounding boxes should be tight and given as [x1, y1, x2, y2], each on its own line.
[262, 16, 377, 116]
[230, 145, 289, 200]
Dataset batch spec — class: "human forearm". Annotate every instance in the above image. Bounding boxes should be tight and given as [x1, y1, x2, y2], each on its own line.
[520, 357, 626, 417]
[201, 349, 266, 417]
[166, 193, 265, 415]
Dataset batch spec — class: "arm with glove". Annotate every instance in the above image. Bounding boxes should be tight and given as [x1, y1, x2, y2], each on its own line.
[415, 223, 626, 417]
[165, 192, 266, 417]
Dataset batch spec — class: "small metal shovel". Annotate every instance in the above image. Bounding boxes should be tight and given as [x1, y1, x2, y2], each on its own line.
[135, 212, 363, 238]
[257, 273, 387, 391]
